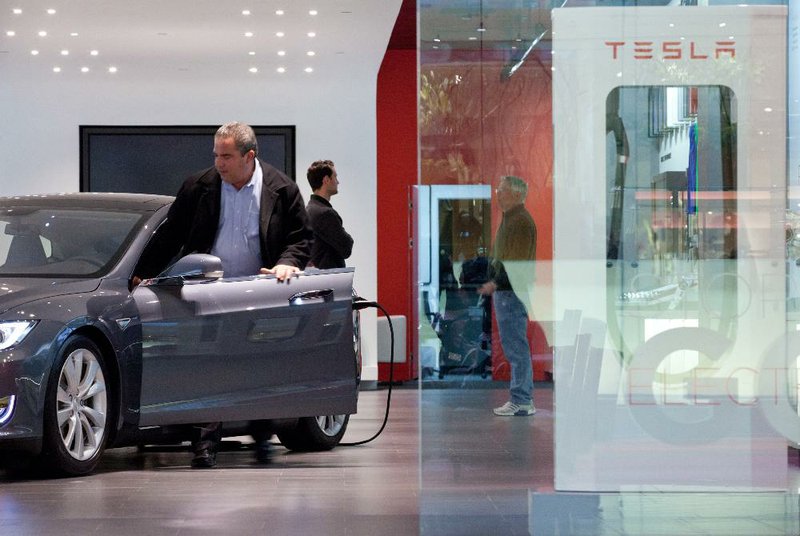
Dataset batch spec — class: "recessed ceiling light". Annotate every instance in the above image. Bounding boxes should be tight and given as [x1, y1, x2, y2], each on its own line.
[70, 32, 79, 37]
[5, 31, 15, 37]
[307, 32, 316, 37]
[249, 67, 258, 73]
[309, 10, 318, 15]
[30, 49, 39, 55]
[108, 66, 117, 73]
[46, 8, 56, 15]
[38, 31, 47, 37]
[60, 49, 68, 55]
[277, 50, 286, 56]
[242, 10, 251, 15]
[306, 51, 315, 56]
[244, 31, 254, 37]
[248, 51, 256, 55]
[277, 67, 286, 73]
[275, 10, 284, 15]
[432, 45, 439, 50]
[468, 36, 477, 41]
[304, 67, 313, 73]
[52, 66, 61, 72]
[719, 22, 727, 27]
[90, 50, 99, 56]
[81, 66, 89, 73]
[12, 8, 22, 15]
[276, 31, 285, 37]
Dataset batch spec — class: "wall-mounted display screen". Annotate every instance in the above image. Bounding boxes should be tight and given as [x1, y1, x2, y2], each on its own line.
[80, 125, 296, 195]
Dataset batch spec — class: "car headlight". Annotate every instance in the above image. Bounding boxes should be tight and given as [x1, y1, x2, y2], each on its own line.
[0, 320, 38, 351]
[0, 395, 16, 425]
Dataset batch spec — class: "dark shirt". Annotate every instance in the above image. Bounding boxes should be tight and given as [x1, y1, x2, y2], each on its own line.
[489, 203, 536, 291]
[306, 194, 354, 269]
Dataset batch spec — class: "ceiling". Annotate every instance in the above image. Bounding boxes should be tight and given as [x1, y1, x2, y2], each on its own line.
[0, 0, 403, 79]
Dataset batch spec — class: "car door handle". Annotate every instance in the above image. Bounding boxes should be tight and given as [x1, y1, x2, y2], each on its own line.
[289, 288, 334, 305]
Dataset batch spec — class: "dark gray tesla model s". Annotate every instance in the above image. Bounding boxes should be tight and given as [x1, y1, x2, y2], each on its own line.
[0, 193, 361, 475]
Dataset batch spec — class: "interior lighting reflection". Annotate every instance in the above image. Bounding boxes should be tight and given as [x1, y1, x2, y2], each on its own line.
[242, 10, 251, 15]
[276, 10, 284, 15]
[5, 31, 14, 37]
[90, 50, 99, 56]
[46, 8, 56, 14]
[81, 66, 89, 72]
[52, 66, 60, 72]
[248, 51, 255, 55]
[38, 30, 47, 37]
[764, 107, 773, 112]
[276, 31, 285, 37]
[60, 49, 68, 55]
[12, 8, 22, 15]
[108, 66, 117, 73]
[309, 10, 318, 15]
[244, 31, 254, 37]
[307, 32, 316, 37]
[304, 67, 313, 73]
[277, 50, 286, 56]
[70, 32, 78, 36]
[307, 51, 315, 56]
[277, 67, 285, 73]
[249, 67, 258, 73]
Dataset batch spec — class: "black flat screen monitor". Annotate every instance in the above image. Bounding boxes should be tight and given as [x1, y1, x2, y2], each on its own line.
[80, 125, 296, 195]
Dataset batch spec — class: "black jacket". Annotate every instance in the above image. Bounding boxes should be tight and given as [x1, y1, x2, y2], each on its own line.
[137, 159, 312, 278]
[306, 194, 353, 269]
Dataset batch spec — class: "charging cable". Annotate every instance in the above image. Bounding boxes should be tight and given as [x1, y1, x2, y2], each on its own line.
[341, 297, 395, 446]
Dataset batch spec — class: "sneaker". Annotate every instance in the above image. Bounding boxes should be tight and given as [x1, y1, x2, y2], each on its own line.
[493, 401, 536, 416]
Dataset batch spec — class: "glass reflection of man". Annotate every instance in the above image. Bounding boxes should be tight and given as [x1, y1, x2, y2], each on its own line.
[479, 176, 537, 416]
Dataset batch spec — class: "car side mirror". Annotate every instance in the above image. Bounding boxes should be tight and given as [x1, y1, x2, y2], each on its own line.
[146, 254, 224, 286]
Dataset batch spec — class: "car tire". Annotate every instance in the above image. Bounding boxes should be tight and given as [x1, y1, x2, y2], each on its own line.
[277, 414, 350, 452]
[41, 335, 112, 476]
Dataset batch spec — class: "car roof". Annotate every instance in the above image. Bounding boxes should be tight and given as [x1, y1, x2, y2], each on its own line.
[0, 192, 174, 212]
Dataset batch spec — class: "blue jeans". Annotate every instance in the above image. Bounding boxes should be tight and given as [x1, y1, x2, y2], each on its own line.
[494, 290, 533, 405]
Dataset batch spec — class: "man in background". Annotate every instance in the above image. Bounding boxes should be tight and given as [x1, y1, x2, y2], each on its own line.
[478, 175, 537, 416]
[305, 160, 354, 269]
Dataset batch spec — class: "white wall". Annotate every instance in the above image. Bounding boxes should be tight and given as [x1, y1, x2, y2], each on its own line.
[0, 8, 400, 381]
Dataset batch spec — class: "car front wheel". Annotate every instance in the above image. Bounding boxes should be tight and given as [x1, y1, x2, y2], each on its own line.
[277, 414, 350, 452]
[41, 335, 112, 475]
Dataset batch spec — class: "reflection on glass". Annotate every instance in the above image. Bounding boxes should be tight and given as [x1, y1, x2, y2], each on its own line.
[607, 86, 739, 372]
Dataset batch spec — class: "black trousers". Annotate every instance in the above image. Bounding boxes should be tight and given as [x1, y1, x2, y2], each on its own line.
[193, 420, 274, 452]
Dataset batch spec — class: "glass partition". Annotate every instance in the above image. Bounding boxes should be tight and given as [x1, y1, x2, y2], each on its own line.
[418, 2, 798, 534]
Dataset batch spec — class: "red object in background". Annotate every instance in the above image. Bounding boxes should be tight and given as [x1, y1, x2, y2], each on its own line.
[490, 312, 553, 382]
[377, 0, 417, 383]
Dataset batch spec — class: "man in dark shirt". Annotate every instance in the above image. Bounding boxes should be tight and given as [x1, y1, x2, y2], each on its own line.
[479, 175, 537, 416]
[305, 160, 354, 269]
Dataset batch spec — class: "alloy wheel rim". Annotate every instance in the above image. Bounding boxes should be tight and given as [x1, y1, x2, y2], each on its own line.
[56, 348, 107, 461]
[315, 414, 345, 437]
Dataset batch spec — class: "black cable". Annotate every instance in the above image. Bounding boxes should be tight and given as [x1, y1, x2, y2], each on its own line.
[341, 299, 394, 446]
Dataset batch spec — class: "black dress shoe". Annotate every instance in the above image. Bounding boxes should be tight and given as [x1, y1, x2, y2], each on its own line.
[254, 440, 272, 464]
[191, 449, 217, 468]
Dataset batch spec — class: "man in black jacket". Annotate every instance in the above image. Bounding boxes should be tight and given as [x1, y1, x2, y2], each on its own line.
[305, 160, 354, 269]
[135, 122, 312, 468]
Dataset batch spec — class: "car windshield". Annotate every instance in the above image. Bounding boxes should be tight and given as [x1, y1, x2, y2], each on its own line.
[0, 207, 145, 277]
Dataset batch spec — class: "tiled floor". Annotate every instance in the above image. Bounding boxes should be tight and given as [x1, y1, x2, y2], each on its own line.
[1, 385, 799, 535]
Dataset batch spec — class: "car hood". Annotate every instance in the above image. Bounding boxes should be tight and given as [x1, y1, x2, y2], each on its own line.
[0, 277, 101, 315]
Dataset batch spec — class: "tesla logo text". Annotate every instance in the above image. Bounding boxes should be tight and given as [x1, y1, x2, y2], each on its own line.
[605, 40, 736, 60]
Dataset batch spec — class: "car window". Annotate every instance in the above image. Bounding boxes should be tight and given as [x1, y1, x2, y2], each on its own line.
[0, 208, 145, 277]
